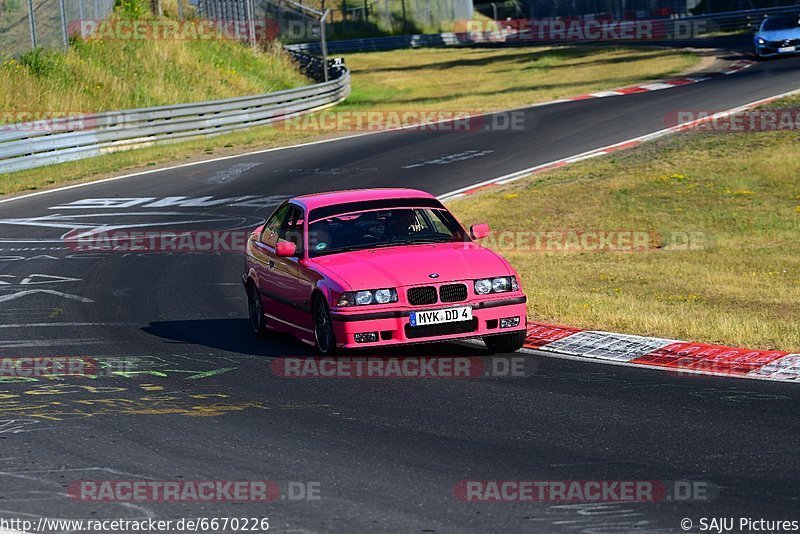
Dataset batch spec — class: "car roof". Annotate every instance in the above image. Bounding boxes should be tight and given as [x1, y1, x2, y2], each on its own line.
[291, 188, 435, 211]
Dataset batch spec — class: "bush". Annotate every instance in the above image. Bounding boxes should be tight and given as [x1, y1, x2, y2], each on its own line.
[18, 48, 68, 78]
[114, 0, 149, 19]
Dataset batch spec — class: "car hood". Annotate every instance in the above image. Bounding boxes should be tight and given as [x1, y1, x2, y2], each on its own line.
[758, 28, 800, 40]
[310, 242, 513, 289]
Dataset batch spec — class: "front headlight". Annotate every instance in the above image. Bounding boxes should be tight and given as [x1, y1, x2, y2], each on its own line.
[355, 291, 374, 305]
[338, 288, 398, 307]
[374, 289, 394, 303]
[474, 279, 493, 295]
[492, 277, 510, 292]
[757, 37, 765, 44]
[474, 276, 519, 295]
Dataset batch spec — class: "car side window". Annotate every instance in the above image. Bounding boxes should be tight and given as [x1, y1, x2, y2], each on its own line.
[280, 206, 305, 255]
[261, 204, 291, 246]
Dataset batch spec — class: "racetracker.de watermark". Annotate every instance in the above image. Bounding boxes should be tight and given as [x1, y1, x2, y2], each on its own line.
[68, 19, 281, 42]
[453, 480, 718, 502]
[0, 110, 97, 132]
[68, 480, 320, 502]
[277, 110, 527, 132]
[0, 357, 97, 377]
[0, 357, 142, 378]
[478, 230, 712, 253]
[272, 356, 534, 379]
[455, 18, 712, 41]
[666, 108, 800, 132]
[63, 229, 250, 253]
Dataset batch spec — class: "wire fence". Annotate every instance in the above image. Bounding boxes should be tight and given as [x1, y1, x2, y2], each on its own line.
[0, 0, 114, 59]
[327, 0, 474, 32]
[195, 0, 474, 44]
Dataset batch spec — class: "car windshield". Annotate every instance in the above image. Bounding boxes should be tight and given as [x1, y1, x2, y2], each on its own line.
[308, 207, 467, 257]
[762, 17, 800, 31]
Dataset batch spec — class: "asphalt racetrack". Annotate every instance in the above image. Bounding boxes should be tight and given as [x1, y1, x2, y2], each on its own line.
[1, 38, 799, 533]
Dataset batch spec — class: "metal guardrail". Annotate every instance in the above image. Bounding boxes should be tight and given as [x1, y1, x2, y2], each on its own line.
[678, 5, 800, 27]
[0, 55, 350, 175]
[285, 33, 472, 55]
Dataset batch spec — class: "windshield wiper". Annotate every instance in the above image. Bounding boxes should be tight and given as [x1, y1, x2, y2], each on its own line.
[375, 237, 452, 247]
[315, 238, 452, 256]
[318, 245, 373, 255]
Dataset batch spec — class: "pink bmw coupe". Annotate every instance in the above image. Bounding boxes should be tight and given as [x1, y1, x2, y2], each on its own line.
[242, 188, 528, 354]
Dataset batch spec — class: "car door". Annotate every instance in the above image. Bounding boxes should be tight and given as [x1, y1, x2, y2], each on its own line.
[271, 205, 313, 332]
[251, 203, 291, 322]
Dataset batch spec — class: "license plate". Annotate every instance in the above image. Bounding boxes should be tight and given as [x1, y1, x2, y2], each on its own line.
[409, 306, 472, 327]
[779, 46, 796, 53]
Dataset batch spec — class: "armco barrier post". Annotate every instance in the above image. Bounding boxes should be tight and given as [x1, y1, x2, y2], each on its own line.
[59, 0, 69, 47]
[26, 0, 36, 48]
[321, 9, 330, 82]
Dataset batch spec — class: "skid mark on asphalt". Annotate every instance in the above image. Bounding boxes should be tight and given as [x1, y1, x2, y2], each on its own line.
[0, 418, 42, 434]
[207, 162, 262, 184]
[0, 290, 93, 304]
[274, 166, 379, 176]
[0, 467, 157, 532]
[403, 149, 495, 169]
[529, 503, 672, 533]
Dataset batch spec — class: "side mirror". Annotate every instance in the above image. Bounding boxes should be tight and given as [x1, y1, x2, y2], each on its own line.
[470, 223, 491, 240]
[276, 241, 297, 257]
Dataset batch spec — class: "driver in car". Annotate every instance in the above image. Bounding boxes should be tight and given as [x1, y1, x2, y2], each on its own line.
[386, 210, 424, 239]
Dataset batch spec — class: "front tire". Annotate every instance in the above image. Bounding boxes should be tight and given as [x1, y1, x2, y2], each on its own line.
[247, 282, 268, 337]
[484, 331, 526, 354]
[312, 295, 337, 355]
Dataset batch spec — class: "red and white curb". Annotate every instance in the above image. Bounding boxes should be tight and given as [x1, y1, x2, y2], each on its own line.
[553, 58, 754, 103]
[439, 85, 800, 202]
[523, 322, 800, 383]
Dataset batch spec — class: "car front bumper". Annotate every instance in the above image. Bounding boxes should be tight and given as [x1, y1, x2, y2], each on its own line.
[329, 295, 528, 349]
[755, 43, 800, 57]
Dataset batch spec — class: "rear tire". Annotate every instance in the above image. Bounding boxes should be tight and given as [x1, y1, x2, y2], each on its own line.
[312, 295, 337, 355]
[484, 331, 526, 354]
[247, 282, 268, 337]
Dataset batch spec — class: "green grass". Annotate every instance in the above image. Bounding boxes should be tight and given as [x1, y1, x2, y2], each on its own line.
[448, 95, 800, 351]
[0, 20, 307, 120]
[0, 44, 697, 196]
[342, 46, 698, 112]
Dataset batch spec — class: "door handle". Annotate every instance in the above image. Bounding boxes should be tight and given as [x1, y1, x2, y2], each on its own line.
[268, 260, 275, 269]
